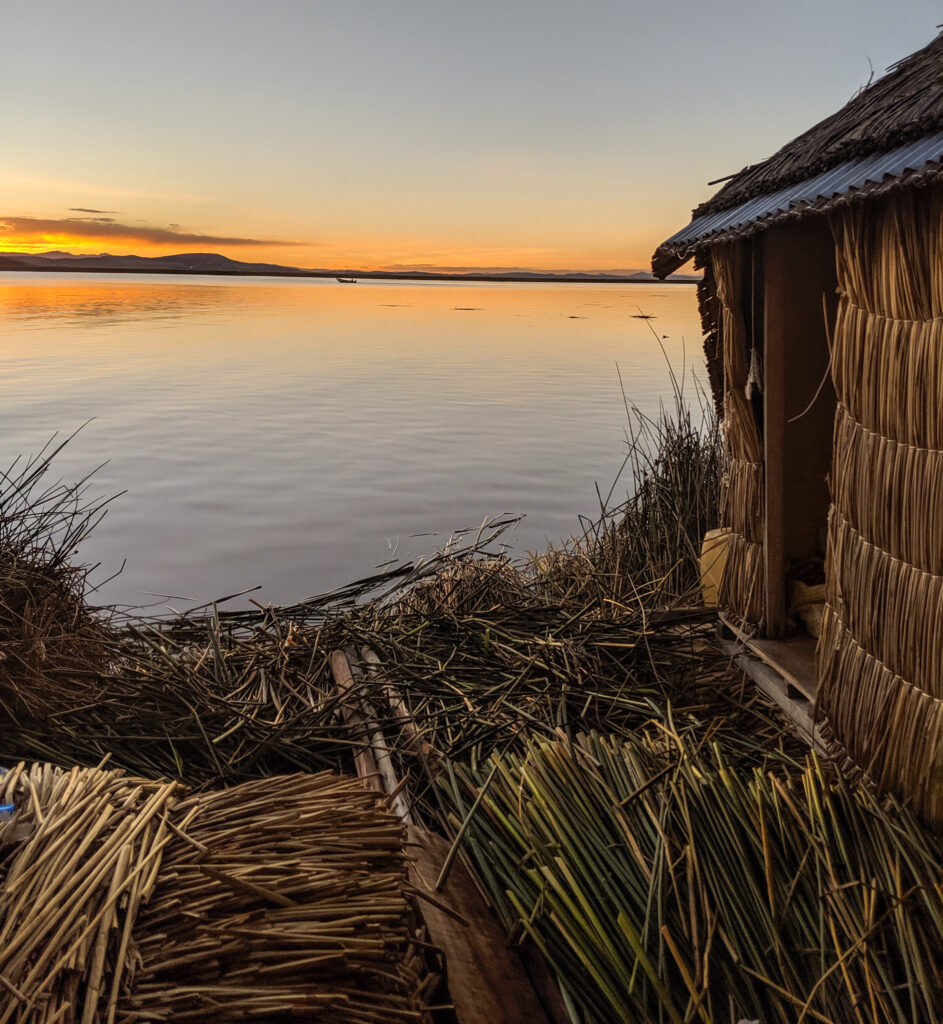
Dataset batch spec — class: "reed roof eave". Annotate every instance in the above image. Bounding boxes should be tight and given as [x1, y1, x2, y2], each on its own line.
[651, 30, 943, 278]
[651, 144, 943, 279]
[697, 31, 943, 217]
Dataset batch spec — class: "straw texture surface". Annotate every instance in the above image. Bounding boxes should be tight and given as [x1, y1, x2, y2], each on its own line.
[712, 243, 765, 627]
[817, 184, 943, 824]
[0, 763, 432, 1023]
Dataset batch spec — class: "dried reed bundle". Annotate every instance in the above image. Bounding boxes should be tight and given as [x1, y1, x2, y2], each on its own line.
[124, 772, 432, 1023]
[831, 403, 943, 574]
[825, 507, 943, 699]
[0, 764, 434, 1023]
[713, 242, 749, 389]
[819, 183, 943, 822]
[437, 731, 943, 1024]
[0, 763, 180, 1024]
[717, 532, 764, 627]
[830, 303, 943, 449]
[723, 387, 762, 464]
[709, 243, 765, 627]
[720, 457, 764, 542]
[816, 606, 943, 823]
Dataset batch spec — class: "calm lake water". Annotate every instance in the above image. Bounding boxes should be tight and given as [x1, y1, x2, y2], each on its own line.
[1, 273, 703, 610]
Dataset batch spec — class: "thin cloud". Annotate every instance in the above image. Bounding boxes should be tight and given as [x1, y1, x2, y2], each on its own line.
[0, 215, 305, 247]
[69, 207, 118, 214]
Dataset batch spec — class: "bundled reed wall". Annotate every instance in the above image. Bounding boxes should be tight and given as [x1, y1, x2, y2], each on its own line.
[712, 243, 766, 626]
[817, 184, 943, 824]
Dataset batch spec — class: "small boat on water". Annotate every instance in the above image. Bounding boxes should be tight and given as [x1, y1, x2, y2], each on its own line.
[336, 276, 357, 283]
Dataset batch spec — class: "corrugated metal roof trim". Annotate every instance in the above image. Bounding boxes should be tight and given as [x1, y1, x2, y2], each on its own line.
[660, 130, 943, 251]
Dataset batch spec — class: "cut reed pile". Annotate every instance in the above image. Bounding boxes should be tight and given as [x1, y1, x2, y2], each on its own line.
[4, 376, 943, 1021]
[1, 385, 765, 815]
[0, 761, 435, 1023]
[437, 731, 943, 1024]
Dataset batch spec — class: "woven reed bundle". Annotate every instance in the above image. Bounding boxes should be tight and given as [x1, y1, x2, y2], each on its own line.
[826, 508, 943, 700]
[713, 242, 749, 388]
[830, 304, 943, 450]
[0, 764, 433, 1023]
[723, 388, 763, 465]
[717, 532, 764, 625]
[830, 404, 943, 575]
[819, 183, 943, 823]
[834, 188, 943, 322]
[711, 243, 765, 626]
[721, 458, 763, 541]
[816, 609, 943, 823]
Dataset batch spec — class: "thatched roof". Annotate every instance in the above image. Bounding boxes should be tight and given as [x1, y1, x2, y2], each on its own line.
[652, 31, 943, 277]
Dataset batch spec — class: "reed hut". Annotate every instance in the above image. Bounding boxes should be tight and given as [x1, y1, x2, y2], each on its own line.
[652, 32, 943, 823]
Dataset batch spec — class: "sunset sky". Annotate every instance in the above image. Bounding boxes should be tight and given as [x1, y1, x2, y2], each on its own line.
[2, 1, 940, 273]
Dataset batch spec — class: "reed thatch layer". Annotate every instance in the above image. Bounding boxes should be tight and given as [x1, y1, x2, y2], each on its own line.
[721, 457, 763, 542]
[833, 186, 943, 320]
[713, 243, 749, 391]
[0, 763, 433, 1023]
[826, 507, 943, 700]
[437, 730, 943, 1024]
[717, 532, 764, 626]
[723, 388, 763, 465]
[818, 185, 943, 823]
[831, 403, 943, 575]
[816, 607, 943, 824]
[694, 258, 724, 416]
[830, 304, 943, 450]
[710, 243, 765, 627]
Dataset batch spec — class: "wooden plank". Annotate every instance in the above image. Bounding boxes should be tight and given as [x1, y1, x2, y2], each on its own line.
[762, 233, 787, 637]
[719, 638, 825, 751]
[329, 650, 413, 820]
[332, 649, 560, 1023]
[328, 650, 384, 796]
[408, 826, 554, 1024]
[719, 612, 817, 701]
[361, 646, 439, 768]
[750, 635, 818, 701]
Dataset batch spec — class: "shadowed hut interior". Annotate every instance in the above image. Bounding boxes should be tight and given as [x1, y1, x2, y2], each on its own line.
[653, 31, 943, 824]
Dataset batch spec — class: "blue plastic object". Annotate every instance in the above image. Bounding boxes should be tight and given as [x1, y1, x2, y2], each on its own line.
[0, 804, 14, 815]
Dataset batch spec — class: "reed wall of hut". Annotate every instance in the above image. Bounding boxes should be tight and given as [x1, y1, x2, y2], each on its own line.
[816, 184, 943, 825]
[713, 242, 766, 626]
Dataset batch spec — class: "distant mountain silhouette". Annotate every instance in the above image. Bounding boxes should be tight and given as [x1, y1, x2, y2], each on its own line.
[0, 250, 700, 283]
[1, 251, 305, 275]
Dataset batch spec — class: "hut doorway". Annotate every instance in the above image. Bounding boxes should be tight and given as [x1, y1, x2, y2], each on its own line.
[718, 218, 837, 704]
[762, 218, 838, 643]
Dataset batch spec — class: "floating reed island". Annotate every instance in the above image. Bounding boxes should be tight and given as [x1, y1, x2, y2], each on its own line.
[2, 375, 943, 1023]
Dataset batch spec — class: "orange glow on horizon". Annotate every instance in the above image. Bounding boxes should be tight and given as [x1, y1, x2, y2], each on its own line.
[0, 227, 664, 275]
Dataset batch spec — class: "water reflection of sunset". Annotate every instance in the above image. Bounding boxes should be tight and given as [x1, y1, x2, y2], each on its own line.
[0, 273, 693, 365]
[0, 273, 702, 608]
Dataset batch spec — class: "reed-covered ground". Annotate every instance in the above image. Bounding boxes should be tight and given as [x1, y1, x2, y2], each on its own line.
[2, 385, 942, 1023]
